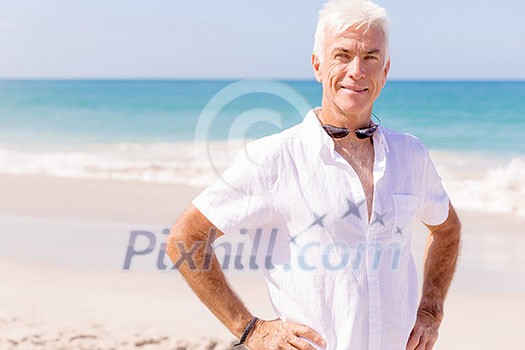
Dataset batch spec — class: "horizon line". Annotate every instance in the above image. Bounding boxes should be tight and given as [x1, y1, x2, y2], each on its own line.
[1, 77, 524, 83]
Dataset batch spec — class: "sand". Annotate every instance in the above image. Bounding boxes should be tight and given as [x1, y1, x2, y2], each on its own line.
[1, 173, 524, 349]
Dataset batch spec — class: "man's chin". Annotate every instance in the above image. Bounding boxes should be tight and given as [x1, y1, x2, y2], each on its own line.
[335, 104, 370, 118]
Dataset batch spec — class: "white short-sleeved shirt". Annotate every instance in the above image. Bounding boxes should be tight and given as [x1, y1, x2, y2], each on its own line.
[192, 109, 450, 350]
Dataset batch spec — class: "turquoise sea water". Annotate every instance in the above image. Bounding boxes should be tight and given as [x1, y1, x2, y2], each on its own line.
[0, 80, 524, 217]
[0, 80, 524, 154]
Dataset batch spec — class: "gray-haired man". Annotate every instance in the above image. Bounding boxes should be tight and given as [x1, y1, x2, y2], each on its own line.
[167, 1, 461, 349]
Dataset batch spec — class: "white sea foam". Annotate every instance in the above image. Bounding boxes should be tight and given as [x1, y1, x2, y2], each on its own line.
[435, 153, 525, 219]
[0, 143, 523, 218]
[0, 142, 244, 188]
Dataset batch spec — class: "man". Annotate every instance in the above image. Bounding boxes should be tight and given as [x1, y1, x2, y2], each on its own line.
[167, 0, 461, 349]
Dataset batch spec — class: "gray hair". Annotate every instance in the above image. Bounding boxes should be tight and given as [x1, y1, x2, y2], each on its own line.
[313, 0, 391, 63]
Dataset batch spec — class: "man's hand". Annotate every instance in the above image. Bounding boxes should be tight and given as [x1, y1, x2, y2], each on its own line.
[406, 308, 442, 350]
[245, 318, 327, 350]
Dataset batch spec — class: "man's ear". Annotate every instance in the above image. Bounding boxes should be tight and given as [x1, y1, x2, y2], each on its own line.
[383, 58, 391, 80]
[312, 53, 322, 83]
[381, 58, 391, 87]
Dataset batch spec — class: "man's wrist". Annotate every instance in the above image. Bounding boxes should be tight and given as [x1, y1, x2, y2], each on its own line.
[233, 316, 259, 346]
[232, 313, 257, 338]
[417, 299, 444, 322]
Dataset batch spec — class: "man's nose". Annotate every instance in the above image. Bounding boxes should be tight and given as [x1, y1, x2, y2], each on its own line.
[347, 57, 365, 80]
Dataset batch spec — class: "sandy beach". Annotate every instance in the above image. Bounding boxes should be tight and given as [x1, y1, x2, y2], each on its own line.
[1, 173, 524, 349]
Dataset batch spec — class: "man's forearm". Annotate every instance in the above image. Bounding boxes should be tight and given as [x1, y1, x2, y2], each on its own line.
[419, 206, 461, 318]
[166, 211, 253, 338]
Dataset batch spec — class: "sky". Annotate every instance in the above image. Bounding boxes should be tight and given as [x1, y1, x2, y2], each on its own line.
[0, 0, 523, 80]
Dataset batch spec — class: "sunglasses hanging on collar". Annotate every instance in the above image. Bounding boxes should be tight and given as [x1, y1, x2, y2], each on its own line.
[322, 113, 381, 139]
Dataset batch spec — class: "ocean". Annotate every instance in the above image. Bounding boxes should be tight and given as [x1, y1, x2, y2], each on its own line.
[0, 79, 524, 217]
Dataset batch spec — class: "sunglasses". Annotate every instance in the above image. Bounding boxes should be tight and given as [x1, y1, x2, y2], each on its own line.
[322, 122, 379, 139]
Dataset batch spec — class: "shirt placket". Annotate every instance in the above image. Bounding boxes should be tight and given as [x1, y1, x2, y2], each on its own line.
[331, 134, 387, 350]
[367, 138, 387, 350]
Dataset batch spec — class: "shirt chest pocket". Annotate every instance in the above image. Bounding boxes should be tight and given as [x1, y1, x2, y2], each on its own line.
[392, 194, 420, 243]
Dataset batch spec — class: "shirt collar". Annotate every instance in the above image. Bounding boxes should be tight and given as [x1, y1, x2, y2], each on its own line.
[302, 108, 390, 157]
[303, 108, 334, 156]
[374, 124, 389, 153]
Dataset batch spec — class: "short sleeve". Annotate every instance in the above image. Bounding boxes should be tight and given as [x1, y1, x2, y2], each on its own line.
[416, 147, 450, 226]
[192, 142, 275, 236]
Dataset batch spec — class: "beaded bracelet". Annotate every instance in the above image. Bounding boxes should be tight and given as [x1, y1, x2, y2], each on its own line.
[233, 316, 259, 346]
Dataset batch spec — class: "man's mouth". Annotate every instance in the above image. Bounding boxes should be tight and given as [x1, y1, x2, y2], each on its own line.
[341, 85, 368, 93]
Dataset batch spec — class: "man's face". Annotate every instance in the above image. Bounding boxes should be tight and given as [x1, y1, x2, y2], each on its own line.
[312, 25, 390, 119]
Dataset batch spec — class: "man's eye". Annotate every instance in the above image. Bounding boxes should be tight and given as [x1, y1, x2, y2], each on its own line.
[336, 53, 350, 59]
[364, 55, 379, 60]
